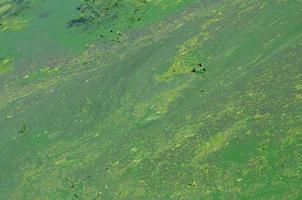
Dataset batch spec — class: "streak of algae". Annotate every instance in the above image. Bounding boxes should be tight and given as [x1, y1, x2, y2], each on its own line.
[0, 56, 13, 74]
[0, 72, 62, 109]
[191, 119, 248, 164]
[134, 83, 188, 120]
[0, 3, 12, 15]
[0, 17, 27, 31]
[0, 42, 117, 109]
[155, 36, 204, 82]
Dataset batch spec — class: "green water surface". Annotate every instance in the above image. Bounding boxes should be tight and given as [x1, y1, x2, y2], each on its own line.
[0, 0, 301, 199]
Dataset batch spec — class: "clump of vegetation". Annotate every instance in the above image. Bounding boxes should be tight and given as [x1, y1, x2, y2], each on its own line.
[18, 121, 27, 134]
[0, 56, 13, 74]
[0, 0, 29, 20]
[67, 0, 195, 45]
[191, 63, 206, 74]
[66, 0, 164, 28]
[0, 0, 34, 31]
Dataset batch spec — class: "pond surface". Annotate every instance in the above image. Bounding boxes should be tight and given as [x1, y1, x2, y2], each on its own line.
[0, 0, 301, 199]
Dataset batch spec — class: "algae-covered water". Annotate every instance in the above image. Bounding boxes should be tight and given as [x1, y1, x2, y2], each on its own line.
[0, 0, 302, 199]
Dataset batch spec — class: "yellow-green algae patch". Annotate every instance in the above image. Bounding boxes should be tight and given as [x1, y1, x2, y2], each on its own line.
[134, 83, 188, 120]
[0, 3, 12, 15]
[0, 56, 13, 74]
[192, 119, 248, 164]
[0, 17, 27, 32]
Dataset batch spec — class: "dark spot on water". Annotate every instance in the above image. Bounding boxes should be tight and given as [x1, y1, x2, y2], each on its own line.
[66, 17, 88, 28]
[191, 65, 206, 74]
[37, 9, 55, 19]
[66, 176, 76, 188]
[18, 121, 26, 134]
[111, 14, 118, 19]
[187, 181, 198, 188]
[37, 160, 44, 166]
[105, 167, 109, 173]
[76, 4, 88, 12]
